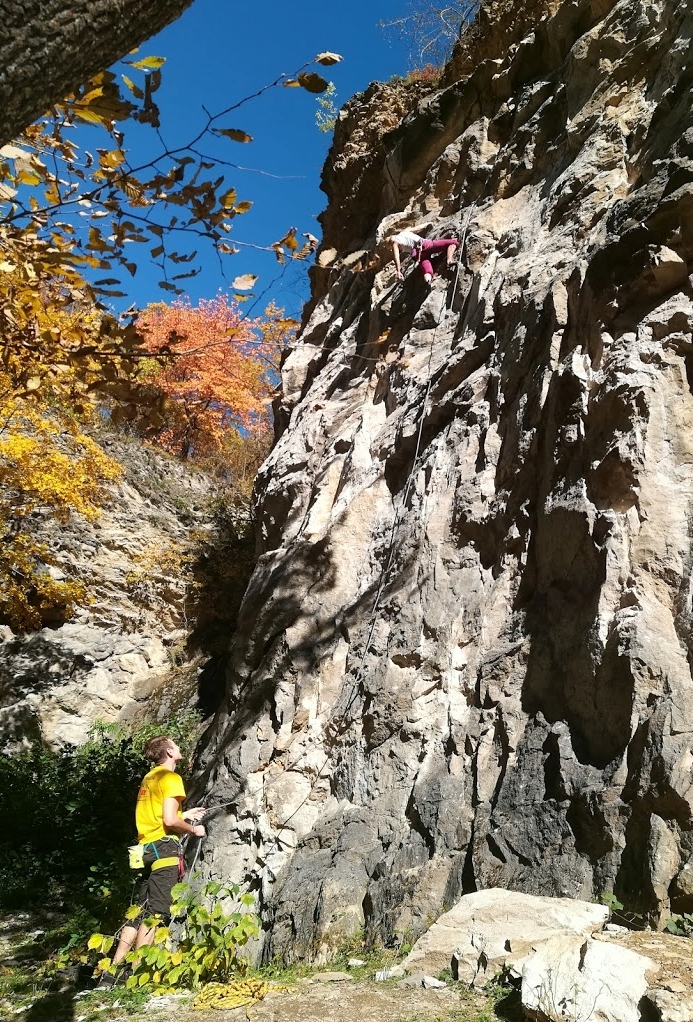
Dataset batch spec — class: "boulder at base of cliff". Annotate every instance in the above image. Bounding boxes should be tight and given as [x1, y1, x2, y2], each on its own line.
[522, 933, 655, 1022]
[401, 890, 693, 1022]
[522, 930, 693, 1022]
[401, 889, 608, 984]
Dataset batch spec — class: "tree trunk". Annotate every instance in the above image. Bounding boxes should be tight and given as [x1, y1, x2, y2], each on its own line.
[0, 0, 194, 145]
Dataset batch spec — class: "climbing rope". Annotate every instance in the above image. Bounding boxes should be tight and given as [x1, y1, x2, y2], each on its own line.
[328, 204, 478, 715]
[191, 976, 292, 1012]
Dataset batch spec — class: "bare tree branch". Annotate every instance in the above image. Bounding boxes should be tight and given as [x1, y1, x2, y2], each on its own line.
[380, 1, 479, 67]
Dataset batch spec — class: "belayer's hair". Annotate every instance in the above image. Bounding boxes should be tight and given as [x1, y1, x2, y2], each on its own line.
[144, 735, 174, 764]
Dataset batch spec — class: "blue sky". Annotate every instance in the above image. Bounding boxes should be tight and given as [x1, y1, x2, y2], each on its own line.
[88, 1, 416, 318]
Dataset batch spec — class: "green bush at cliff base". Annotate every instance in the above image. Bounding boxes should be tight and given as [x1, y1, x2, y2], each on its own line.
[665, 912, 693, 936]
[87, 880, 259, 991]
[0, 713, 200, 933]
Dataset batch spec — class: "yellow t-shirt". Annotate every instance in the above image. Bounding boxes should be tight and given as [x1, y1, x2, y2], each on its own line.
[136, 765, 186, 843]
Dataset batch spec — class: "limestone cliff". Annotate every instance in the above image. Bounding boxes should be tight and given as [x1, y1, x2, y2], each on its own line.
[195, 0, 693, 959]
[0, 435, 213, 748]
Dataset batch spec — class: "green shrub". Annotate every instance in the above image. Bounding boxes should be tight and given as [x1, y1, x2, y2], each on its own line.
[0, 713, 200, 932]
[665, 912, 693, 937]
[90, 879, 259, 990]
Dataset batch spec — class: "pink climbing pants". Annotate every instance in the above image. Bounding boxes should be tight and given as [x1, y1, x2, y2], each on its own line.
[418, 238, 459, 278]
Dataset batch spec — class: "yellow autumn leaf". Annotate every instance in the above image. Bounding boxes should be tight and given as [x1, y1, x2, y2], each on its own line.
[17, 170, 42, 186]
[122, 75, 144, 99]
[129, 55, 166, 70]
[214, 128, 253, 143]
[99, 149, 126, 171]
[72, 107, 110, 127]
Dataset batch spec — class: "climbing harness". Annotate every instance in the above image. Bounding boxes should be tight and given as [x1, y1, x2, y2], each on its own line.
[127, 838, 182, 875]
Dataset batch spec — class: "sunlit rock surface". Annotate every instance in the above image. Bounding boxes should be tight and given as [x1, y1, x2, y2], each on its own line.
[0, 437, 211, 748]
[196, 0, 693, 960]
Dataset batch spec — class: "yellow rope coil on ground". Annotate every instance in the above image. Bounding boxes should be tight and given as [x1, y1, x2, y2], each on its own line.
[192, 977, 292, 1011]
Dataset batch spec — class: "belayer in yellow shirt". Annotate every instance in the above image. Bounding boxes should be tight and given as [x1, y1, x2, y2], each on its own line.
[106, 735, 206, 979]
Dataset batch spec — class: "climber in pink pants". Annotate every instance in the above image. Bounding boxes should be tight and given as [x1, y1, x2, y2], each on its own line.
[390, 230, 460, 284]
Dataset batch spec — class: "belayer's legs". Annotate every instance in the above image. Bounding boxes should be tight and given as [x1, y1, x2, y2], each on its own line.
[134, 861, 178, 948]
[110, 861, 151, 967]
[96, 921, 136, 986]
[112, 924, 138, 966]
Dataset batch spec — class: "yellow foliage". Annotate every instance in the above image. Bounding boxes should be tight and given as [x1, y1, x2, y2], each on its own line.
[0, 224, 159, 434]
[0, 528, 87, 632]
[125, 540, 192, 591]
[0, 224, 136, 631]
[0, 370, 123, 631]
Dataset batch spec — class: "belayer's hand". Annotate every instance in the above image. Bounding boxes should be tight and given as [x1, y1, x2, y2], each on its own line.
[183, 807, 206, 822]
[193, 824, 206, 838]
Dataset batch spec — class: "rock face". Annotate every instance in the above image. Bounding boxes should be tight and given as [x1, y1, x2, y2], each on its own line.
[0, 435, 212, 748]
[196, 0, 693, 960]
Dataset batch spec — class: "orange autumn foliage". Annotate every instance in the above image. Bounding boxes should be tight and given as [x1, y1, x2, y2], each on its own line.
[136, 295, 280, 460]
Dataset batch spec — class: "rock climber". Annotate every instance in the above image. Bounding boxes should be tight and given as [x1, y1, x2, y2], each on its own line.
[389, 229, 460, 284]
[102, 735, 206, 984]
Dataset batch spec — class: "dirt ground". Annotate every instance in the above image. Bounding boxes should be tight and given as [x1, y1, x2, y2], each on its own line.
[0, 914, 512, 1022]
[4, 915, 692, 1022]
[6, 975, 511, 1022]
[148, 979, 490, 1022]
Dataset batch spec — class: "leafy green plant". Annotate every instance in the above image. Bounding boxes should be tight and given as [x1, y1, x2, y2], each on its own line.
[665, 912, 693, 937]
[90, 879, 259, 990]
[599, 892, 624, 917]
[598, 891, 649, 930]
[316, 82, 338, 133]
